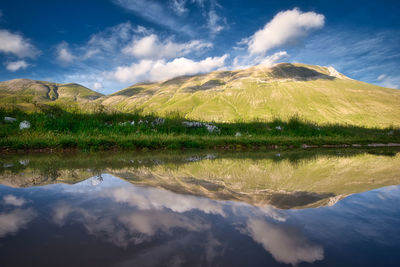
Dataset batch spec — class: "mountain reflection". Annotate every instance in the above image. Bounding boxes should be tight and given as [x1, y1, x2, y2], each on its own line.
[1, 148, 400, 266]
[1, 148, 399, 209]
[46, 174, 325, 265]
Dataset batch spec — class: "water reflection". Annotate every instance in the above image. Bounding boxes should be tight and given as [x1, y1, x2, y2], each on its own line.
[0, 149, 399, 266]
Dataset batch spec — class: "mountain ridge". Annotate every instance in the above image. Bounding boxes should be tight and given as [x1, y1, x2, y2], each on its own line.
[1, 63, 400, 127]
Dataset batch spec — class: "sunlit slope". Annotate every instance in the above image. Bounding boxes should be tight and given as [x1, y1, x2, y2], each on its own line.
[0, 79, 103, 111]
[103, 63, 400, 127]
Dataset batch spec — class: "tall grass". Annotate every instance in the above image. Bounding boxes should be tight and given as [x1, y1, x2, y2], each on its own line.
[1, 108, 399, 151]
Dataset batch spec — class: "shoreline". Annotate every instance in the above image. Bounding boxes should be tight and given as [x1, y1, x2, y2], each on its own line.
[1, 142, 400, 154]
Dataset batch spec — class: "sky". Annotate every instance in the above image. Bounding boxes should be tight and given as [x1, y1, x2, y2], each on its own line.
[0, 0, 399, 94]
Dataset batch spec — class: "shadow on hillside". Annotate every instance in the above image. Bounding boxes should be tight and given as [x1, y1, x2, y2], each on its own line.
[271, 63, 335, 81]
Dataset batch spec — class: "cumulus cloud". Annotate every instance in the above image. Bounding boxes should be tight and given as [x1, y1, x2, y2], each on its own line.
[232, 51, 289, 70]
[245, 8, 324, 55]
[5, 60, 29, 72]
[56, 42, 75, 64]
[245, 218, 324, 265]
[122, 34, 212, 60]
[260, 51, 289, 67]
[0, 29, 39, 58]
[0, 208, 36, 237]
[3, 195, 27, 206]
[106, 54, 228, 83]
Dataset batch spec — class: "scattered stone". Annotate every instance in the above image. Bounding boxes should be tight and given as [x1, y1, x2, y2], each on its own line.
[152, 118, 165, 126]
[205, 124, 219, 133]
[204, 154, 216, 160]
[19, 160, 30, 166]
[4, 116, 17, 122]
[235, 132, 242, 137]
[19, 120, 31, 130]
[182, 121, 220, 133]
[3, 163, 14, 168]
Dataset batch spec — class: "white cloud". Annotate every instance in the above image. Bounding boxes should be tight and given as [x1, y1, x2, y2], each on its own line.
[5, 60, 29, 72]
[260, 51, 289, 67]
[86, 22, 135, 56]
[0, 208, 36, 237]
[170, 0, 188, 15]
[0, 29, 39, 58]
[3, 195, 26, 206]
[207, 9, 226, 36]
[56, 42, 75, 64]
[245, 8, 325, 55]
[93, 82, 103, 90]
[245, 218, 324, 265]
[106, 54, 228, 83]
[122, 33, 212, 60]
[232, 51, 289, 70]
[377, 74, 386, 81]
[377, 74, 399, 89]
[113, 0, 193, 35]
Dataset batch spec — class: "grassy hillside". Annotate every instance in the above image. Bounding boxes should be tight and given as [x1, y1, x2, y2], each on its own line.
[0, 79, 103, 112]
[1, 149, 400, 209]
[103, 63, 400, 128]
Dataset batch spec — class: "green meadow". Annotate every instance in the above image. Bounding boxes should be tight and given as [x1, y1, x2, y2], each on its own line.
[1, 108, 399, 151]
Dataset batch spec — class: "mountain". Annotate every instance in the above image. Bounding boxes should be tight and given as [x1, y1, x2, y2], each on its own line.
[0, 79, 103, 111]
[103, 63, 400, 127]
[1, 63, 400, 127]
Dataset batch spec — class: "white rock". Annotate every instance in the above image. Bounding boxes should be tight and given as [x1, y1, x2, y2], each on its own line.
[275, 126, 282, 131]
[130, 121, 135, 125]
[3, 163, 14, 168]
[19, 120, 31, 130]
[19, 160, 30, 166]
[235, 132, 242, 137]
[152, 118, 165, 125]
[4, 116, 17, 122]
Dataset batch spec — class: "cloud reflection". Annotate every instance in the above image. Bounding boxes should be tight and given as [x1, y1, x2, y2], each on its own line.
[0, 208, 36, 237]
[245, 218, 324, 265]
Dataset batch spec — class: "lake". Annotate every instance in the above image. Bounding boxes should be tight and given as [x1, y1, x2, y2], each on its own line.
[1, 148, 400, 266]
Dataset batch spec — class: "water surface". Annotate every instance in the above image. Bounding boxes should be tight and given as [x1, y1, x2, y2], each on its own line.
[1, 149, 400, 266]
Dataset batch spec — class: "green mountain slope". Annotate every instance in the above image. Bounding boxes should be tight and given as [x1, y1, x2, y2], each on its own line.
[0, 79, 103, 111]
[103, 63, 400, 127]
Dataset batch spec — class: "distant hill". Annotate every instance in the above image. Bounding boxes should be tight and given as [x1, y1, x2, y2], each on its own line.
[1, 63, 400, 127]
[102, 63, 400, 127]
[0, 79, 103, 111]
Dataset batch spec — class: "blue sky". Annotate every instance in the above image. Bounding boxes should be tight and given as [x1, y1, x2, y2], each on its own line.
[0, 0, 399, 94]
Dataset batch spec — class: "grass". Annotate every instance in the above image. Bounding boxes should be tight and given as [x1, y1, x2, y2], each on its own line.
[1, 108, 400, 151]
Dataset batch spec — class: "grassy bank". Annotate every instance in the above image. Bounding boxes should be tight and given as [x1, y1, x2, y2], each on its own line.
[1, 109, 400, 151]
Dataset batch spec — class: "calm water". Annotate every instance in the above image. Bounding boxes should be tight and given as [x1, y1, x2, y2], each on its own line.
[1, 149, 400, 266]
